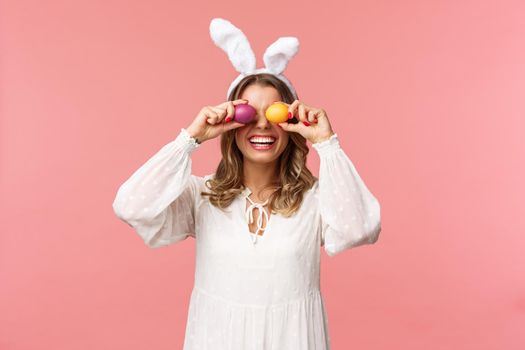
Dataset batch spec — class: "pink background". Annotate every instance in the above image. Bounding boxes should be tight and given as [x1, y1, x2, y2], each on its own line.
[1, 1, 524, 349]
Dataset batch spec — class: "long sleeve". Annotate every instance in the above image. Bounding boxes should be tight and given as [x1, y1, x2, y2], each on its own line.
[112, 128, 204, 248]
[312, 133, 381, 257]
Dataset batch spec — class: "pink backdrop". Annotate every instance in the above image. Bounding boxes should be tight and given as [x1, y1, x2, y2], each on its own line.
[1, 1, 524, 349]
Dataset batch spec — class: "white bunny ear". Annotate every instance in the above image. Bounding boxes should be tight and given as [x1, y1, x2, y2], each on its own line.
[263, 37, 299, 75]
[209, 18, 256, 74]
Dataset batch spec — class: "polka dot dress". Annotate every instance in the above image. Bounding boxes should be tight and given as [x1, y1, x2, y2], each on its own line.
[112, 128, 381, 349]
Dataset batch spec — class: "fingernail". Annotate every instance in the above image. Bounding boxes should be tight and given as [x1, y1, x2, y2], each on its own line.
[225, 116, 232, 122]
[288, 112, 293, 119]
[303, 121, 310, 126]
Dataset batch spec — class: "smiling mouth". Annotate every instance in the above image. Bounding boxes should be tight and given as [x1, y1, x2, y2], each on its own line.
[247, 136, 276, 151]
[248, 136, 277, 145]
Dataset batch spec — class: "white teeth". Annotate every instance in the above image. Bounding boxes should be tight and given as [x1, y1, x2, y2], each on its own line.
[249, 136, 276, 143]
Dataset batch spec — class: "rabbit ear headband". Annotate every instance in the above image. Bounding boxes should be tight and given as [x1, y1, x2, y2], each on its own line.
[209, 18, 300, 100]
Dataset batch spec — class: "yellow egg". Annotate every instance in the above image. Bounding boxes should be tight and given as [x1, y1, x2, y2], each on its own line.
[265, 102, 289, 123]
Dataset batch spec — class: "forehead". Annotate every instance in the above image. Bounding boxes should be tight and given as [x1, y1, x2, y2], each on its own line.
[240, 84, 281, 108]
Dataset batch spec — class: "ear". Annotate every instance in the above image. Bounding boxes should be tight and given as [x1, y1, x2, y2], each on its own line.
[262, 37, 300, 75]
[209, 18, 257, 74]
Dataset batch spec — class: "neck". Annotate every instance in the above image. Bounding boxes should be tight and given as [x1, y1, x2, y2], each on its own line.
[243, 158, 279, 197]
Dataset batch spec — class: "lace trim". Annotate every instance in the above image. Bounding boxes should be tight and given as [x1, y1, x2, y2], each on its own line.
[311, 133, 340, 156]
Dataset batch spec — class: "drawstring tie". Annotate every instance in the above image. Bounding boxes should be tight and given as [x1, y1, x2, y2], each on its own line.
[244, 195, 269, 245]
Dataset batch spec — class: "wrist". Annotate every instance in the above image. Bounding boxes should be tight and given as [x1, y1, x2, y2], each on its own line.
[312, 131, 335, 144]
[311, 132, 340, 156]
[186, 127, 203, 144]
[177, 128, 202, 152]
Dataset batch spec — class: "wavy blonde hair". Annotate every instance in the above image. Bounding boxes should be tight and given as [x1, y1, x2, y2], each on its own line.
[201, 73, 318, 217]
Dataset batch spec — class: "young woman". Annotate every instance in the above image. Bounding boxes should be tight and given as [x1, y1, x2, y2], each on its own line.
[112, 73, 381, 349]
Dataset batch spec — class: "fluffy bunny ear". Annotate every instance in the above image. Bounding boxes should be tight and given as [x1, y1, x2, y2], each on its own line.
[263, 37, 300, 75]
[209, 18, 256, 74]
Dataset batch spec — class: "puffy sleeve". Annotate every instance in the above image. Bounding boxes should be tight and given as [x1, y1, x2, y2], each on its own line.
[112, 128, 205, 249]
[312, 133, 381, 257]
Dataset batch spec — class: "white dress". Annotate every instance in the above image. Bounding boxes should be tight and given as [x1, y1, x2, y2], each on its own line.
[112, 128, 381, 350]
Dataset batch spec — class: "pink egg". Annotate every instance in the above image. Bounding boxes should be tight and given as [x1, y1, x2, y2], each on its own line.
[234, 104, 256, 124]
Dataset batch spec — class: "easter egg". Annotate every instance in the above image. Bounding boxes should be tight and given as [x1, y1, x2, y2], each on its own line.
[265, 102, 289, 123]
[233, 103, 257, 124]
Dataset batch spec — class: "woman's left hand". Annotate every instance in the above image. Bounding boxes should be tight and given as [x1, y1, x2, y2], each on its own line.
[277, 100, 335, 144]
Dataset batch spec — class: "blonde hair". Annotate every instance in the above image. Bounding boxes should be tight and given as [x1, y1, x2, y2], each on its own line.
[201, 73, 317, 217]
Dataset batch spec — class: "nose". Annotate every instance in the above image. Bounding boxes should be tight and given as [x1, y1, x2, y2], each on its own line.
[254, 110, 272, 129]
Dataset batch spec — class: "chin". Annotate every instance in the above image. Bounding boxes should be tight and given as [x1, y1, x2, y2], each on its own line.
[243, 142, 286, 162]
[246, 153, 280, 164]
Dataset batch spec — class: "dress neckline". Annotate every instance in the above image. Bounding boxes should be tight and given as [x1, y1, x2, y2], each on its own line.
[241, 186, 274, 245]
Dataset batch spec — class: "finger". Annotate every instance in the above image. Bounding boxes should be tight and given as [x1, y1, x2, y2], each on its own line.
[315, 113, 331, 129]
[216, 99, 248, 109]
[224, 102, 235, 122]
[315, 109, 328, 124]
[204, 108, 220, 125]
[211, 106, 227, 119]
[232, 98, 250, 106]
[203, 106, 219, 118]
[288, 99, 300, 119]
[300, 102, 316, 113]
[298, 104, 308, 124]
[208, 116, 220, 125]
[223, 120, 245, 131]
[307, 110, 317, 123]
[278, 121, 306, 134]
[211, 106, 231, 125]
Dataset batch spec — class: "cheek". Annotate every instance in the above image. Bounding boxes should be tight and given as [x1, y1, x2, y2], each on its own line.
[278, 129, 289, 143]
[235, 137, 245, 151]
[235, 130, 245, 145]
[235, 128, 249, 142]
[278, 135, 289, 151]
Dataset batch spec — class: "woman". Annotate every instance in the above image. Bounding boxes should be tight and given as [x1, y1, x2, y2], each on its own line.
[112, 73, 381, 349]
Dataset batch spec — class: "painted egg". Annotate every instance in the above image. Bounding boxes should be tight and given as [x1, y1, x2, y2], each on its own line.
[265, 102, 289, 123]
[233, 103, 257, 123]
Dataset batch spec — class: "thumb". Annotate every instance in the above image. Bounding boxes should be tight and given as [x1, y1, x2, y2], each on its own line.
[278, 122, 302, 133]
[224, 120, 245, 131]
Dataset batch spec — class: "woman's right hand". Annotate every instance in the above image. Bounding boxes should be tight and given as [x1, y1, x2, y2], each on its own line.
[186, 99, 248, 143]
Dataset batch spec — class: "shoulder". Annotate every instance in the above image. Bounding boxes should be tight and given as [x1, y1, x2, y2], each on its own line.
[187, 175, 203, 192]
[308, 178, 320, 196]
[189, 173, 215, 205]
[189, 173, 214, 188]
[299, 179, 320, 209]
